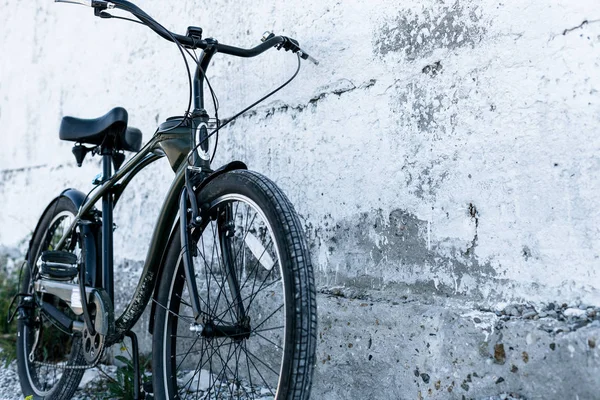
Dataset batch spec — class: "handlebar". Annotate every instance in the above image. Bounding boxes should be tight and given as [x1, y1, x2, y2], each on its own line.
[55, 0, 319, 64]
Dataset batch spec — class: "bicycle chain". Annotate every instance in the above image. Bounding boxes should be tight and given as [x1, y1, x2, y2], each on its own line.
[31, 350, 104, 370]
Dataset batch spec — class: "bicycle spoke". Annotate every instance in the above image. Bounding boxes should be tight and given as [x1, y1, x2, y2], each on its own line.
[244, 340, 255, 400]
[252, 304, 284, 333]
[232, 211, 258, 269]
[209, 339, 238, 398]
[238, 238, 274, 293]
[176, 338, 230, 367]
[194, 340, 207, 395]
[192, 253, 231, 326]
[252, 325, 285, 334]
[177, 274, 211, 313]
[211, 277, 282, 324]
[206, 338, 216, 397]
[245, 346, 279, 378]
[172, 334, 202, 340]
[177, 339, 231, 398]
[253, 331, 283, 350]
[245, 264, 279, 312]
[242, 341, 275, 396]
[176, 335, 200, 372]
[180, 339, 206, 394]
[152, 297, 196, 324]
[233, 341, 251, 400]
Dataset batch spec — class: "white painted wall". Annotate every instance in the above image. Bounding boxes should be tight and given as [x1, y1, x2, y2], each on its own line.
[1, 0, 599, 307]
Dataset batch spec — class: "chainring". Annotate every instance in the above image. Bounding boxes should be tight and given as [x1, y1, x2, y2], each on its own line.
[82, 288, 114, 365]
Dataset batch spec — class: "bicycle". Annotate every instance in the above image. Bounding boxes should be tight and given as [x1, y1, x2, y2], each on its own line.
[7, 0, 318, 398]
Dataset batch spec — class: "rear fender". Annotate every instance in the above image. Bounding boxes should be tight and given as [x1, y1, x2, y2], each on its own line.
[25, 188, 99, 285]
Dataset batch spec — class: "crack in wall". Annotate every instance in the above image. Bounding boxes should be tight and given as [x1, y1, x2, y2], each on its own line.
[489, 302, 600, 334]
[228, 78, 377, 124]
[562, 19, 600, 35]
[0, 164, 48, 175]
[465, 203, 479, 256]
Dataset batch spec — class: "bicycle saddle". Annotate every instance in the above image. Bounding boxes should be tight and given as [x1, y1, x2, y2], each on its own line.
[59, 107, 142, 152]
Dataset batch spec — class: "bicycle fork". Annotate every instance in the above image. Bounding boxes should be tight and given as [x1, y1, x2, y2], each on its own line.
[179, 179, 250, 339]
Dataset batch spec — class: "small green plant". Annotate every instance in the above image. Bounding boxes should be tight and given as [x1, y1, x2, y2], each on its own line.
[93, 347, 152, 400]
[0, 266, 20, 366]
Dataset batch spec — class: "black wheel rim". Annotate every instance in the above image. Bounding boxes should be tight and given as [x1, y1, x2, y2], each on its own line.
[163, 194, 287, 399]
[22, 210, 81, 396]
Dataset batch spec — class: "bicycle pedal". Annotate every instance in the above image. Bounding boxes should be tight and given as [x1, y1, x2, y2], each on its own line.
[40, 251, 79, 280]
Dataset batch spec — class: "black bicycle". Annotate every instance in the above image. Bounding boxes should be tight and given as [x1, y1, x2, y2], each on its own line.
[8, 0, 318, 398]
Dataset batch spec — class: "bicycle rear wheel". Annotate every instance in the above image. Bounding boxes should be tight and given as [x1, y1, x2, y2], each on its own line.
[16, 197, 86, 399]
[153, 170, 317, 399]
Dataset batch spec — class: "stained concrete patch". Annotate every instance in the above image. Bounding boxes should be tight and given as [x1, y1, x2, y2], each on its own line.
[391, 77, 467, 136]
[374, 1, 488, 60]
[308, 208, 498, 298]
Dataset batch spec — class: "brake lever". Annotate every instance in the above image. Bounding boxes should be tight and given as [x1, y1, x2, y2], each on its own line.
[55, 0, 117, 13]
[264, 33, 319, 65]
[298, 50, 319, 66]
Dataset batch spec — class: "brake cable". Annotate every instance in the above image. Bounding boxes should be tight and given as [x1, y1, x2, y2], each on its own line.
[98, 4, 195, 132]
[96, 2, 303, 166]
[186, 53, 302, 167]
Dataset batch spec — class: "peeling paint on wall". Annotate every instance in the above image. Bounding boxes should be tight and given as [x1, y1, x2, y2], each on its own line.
[374, 1, 488, 60]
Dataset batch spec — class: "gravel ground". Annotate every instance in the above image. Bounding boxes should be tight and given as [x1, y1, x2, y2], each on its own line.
[0, 361, 22, 400]
[0, 359, 528, 400]
[0, 361, 115, 400]
[0, 360, 277, 399]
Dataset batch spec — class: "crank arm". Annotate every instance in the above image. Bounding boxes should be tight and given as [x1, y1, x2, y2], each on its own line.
[39, 301, 84, 333]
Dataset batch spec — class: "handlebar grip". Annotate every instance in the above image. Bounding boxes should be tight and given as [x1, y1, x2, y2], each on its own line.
[215, 37, 284, 58]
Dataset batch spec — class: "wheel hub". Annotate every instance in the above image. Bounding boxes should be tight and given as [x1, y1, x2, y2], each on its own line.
[190, 320, 251, 340]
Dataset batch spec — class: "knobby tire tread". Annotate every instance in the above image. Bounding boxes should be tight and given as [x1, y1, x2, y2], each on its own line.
[236, 171, 317, 400]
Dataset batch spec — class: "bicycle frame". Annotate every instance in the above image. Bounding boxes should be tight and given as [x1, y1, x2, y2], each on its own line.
[46, 46, 228, 343]
[31, 0, 314, 343]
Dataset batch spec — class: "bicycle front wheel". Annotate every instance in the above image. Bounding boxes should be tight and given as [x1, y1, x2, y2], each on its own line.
[152, 170, 317, 399]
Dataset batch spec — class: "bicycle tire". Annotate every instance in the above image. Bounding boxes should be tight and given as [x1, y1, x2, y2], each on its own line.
[16, 197, 86, 399]
[152, 169, 317, 399]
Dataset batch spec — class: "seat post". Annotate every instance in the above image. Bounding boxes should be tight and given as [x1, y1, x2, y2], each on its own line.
[101, 148, 115, 303]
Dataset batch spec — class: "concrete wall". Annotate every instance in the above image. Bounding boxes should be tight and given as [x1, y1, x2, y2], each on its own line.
[1, 0, 599, 398]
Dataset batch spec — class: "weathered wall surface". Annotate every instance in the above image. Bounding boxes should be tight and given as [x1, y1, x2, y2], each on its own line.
[1, 0, 599, 398]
